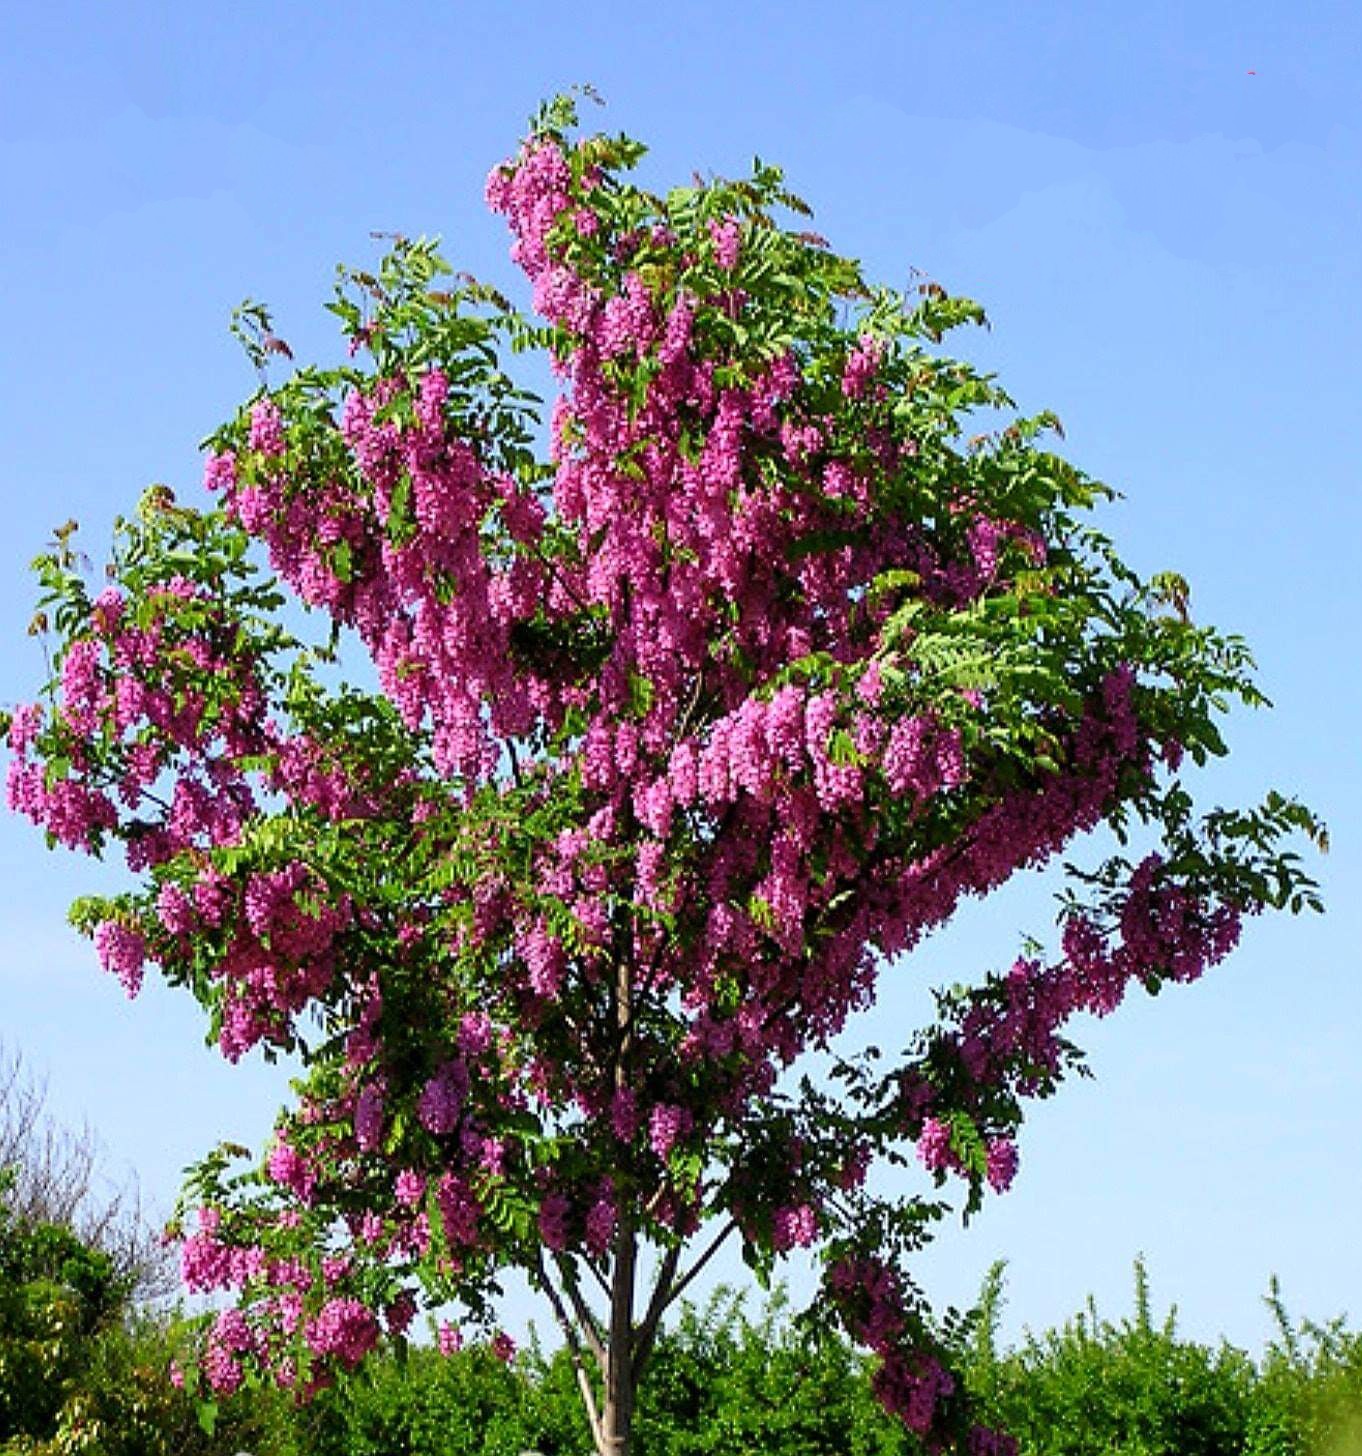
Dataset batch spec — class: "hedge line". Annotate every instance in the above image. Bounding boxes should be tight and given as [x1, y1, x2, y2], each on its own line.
[4, 1180, 1359, 1456]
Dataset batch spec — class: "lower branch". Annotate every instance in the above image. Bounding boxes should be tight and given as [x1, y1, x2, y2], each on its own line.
[553, 1252, 608, 1367]
[531, 1252, 609, 1456]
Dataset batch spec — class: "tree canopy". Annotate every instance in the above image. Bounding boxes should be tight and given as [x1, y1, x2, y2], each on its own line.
[4, 92, 1321, 1454]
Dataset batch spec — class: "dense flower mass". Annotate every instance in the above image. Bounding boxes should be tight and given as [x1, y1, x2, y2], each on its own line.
[3, 95, 1319, 1452]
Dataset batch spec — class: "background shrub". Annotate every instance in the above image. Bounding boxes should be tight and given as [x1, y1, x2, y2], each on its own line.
[5, 1179, 1362, 1456]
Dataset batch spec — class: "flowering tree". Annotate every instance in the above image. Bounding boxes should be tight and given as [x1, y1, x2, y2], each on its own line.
[4, 94, 1321, 1455]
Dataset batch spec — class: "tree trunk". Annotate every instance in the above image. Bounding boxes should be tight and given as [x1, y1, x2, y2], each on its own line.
[601, 1210, 637, 1455]
[599, 952, 639, 1455]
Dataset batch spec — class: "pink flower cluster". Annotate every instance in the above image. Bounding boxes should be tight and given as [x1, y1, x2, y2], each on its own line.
[180, 1209, 267, 1294]
[417, 1060, 470, 1135]
[916, 1118, 956, 1175]
[772, 1203, 818, 1251]
[825, 1254, 964, 1441]
[436, 1172, 482, 1247]
[305, 1297, 380, 1369]
[985, 1138, 1019, 1194]
[922, 853, 1245, 1137]
[585, 1182, 617, 1257]
[203, 1308, 258, 1395]
[648, 1103, 692, 1161]
[537, 1191, 570, 1251]
[872, 1353, 956, 1436]
[267, 1138, 317, 1204]
[92, 920, 147, 998]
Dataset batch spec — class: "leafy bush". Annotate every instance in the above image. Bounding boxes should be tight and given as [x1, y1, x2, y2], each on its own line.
[0, 1167, 129, 1443]
[275, 1343, 542, 1456]
[1246, 1280, 1362, 1456]
[961, 1259, 1256, 1455]
[626, 1285, 904, 1456]
[0, 1171, 275, 1455]
[251, 1270, 1362, 1456]
[262, 1288, 907, 1456]
[7, 1205, 1362, 1456]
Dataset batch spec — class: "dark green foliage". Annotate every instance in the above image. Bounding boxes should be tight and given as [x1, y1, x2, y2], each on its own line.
[961, 1258, 1255, 1455]
[270, 1344, 542, 1456]
[19, 1309, 283, 1456]
[1246, 1279, 1362, 1456]
[265, 1289, 908, 1456]
[262, 1272, 1362, 1456]
[0, 1166, 128, 1442]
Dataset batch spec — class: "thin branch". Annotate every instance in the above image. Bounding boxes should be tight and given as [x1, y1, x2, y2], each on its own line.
[552, 1252, 608, 1368]
[675, 666, 711, 742]
[662, 1217, 738, 1315]
[531, 1253, 608, 1456]
[0, 1042, 175, 1302]
[582, 1251, 612, 1300]
[633, 1240, 683, 1367]
[522, 530, 591, 615]
[576, 1365, 608, 1456]
[531, 1250, 585, 1349]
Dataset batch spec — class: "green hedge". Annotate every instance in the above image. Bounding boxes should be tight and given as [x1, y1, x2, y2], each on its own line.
[256, 1268, 1362, 1456]
[960, 1259, 1362, 1456]
[270, 1288, 905, 1456]
[0, 1173, 277, 1455]
[3, 1168, 1360, 1456]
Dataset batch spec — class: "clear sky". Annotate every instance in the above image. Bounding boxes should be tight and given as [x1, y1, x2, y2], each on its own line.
[1, 0, 1358, 1352]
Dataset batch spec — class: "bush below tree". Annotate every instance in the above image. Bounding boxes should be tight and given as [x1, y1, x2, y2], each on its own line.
[3, 1180, 1359, 1456]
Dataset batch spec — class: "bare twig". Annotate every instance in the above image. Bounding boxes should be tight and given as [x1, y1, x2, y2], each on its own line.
[0, 1042, 176, 1303]
[582, 1251, 612, 1299]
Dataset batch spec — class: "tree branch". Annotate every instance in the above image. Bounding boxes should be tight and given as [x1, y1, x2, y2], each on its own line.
[632, 1240, 682, 1368]
[532, 1252, 609, 1456]
[552, 1252, 608, 1368]
[661, 1217, 737, 1315]
[582, 1251, 612, 1300]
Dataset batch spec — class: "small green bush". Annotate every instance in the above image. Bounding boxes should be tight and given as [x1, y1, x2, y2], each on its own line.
[620, 1286, 905, 1456]
[273, 1289, 906, 1456]
[278, 1343, 541, 1456]
[1246, 1280, 1362, 1456]
[0, 1168, 129, 1444]
[961, 1259, 1253, 1455]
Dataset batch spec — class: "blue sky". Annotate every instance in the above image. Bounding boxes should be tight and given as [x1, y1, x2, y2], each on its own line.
[1, 0, 1358, 1350]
